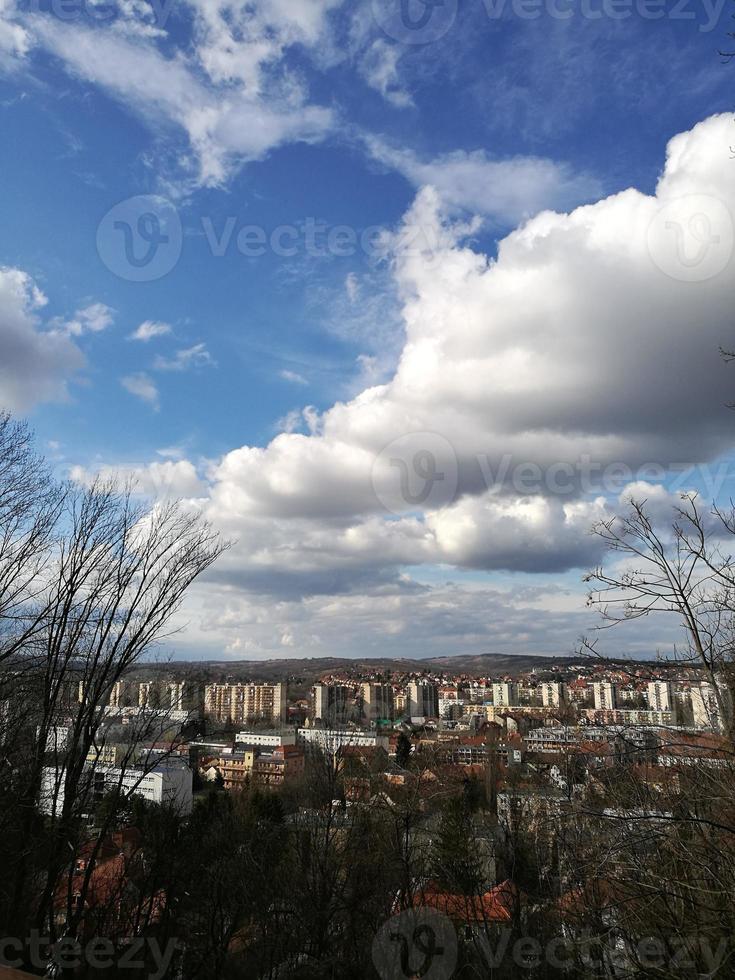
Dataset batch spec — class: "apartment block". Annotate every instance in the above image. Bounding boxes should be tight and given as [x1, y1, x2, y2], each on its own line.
[492, 682, 518, 707]
[540, 681, 567, 708]
[592, 682, 617, 711]
[313, 683, 350, 725]
[647, 680, 675, 716]
[204, 682, 287, 725]
[360, 682, 394, 722]
[407, 681, 439, 719]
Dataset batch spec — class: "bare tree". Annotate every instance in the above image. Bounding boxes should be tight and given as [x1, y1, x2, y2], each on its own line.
[0, 413, 227, 969]
[585, 493, 735, 739]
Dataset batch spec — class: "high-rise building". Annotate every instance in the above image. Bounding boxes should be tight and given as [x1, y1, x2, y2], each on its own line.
[204, 683, 287, 725]
[592, 682, 617, 711]
[407, 681, 439, 719]
[492, 682, 518, 707]
[692, 683, 723, 732]
[647, 680, 674, 714]
[360, 682, 394, 722]
[540, 682, 567, 707]
[313, 683, 350, 725]
[138, 680, 163, 709]
[167, 681, 204, 713]
[108, 680, 134, 708]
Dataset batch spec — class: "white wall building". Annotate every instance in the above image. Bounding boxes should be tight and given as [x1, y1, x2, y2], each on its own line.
[492, 682, 518, 707]
[407, 681, 439, 719]
[40, 759, 193, 818]
[297, 728, 390, 756]
[235, 730, 296, 748]
[540, 682, 567, 707]
[592, 682, 617, 711]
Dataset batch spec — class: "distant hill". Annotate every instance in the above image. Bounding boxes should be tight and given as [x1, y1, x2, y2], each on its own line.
[136, 651, 589, 683]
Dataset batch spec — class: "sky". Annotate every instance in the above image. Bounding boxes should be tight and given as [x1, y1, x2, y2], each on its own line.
[1, 0, 734, 661]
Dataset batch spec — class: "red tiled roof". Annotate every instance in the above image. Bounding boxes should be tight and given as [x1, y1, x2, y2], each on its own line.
[412, 880, 520, 924]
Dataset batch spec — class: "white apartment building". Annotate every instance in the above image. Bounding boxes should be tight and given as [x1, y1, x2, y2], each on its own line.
[204, 682, 287, 725]
[647, 680, 675, 715]
[360, 682, 394, 722]
[297, 727, 390, 756]
[235, 730, 296, 748]
[407, 681, 439, 719]
[167, 680, 204, 713]
[492, 682, 518, 707]
[313, 683, 350, 725]
[540, 682, 567, 707]
[40, 759, 193, 817]
[692, 683, 724, 732]
[592, 682, 617, 711]
[438, 697, 469, 720]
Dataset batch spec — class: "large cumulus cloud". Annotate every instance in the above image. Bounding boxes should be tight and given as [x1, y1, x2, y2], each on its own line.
[191, 113, 735, 594]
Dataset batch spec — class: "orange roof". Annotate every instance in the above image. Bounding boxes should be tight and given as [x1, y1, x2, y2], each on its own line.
[413, 880, 520, 924]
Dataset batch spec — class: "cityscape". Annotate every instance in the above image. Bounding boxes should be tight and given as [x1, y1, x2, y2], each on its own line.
[2, 0, 735, 976]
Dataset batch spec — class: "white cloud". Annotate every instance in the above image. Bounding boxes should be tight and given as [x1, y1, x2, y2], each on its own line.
[25, 8, 335, 186]
[364, 136, 603, 224]
[51, 301, 114, 337]
[120, 371, 160, 409]
[153, 342, 215, 372]
[358, 39, 412, 108]
[0, 266, 86, 412]
[129, 319, 172, 341]
[70, 458, 205, 498]
[188, 112, 735, 602]
[279, 369, 308, 385]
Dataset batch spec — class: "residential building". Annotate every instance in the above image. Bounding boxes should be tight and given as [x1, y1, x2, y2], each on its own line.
[204, 745, 304, 789]
[40, 759, 193, 817]
[360, 682, 394, 722]
[647, 680, 674, 713]
[108, 680, 134, 708]
[592, 682, 617, 711]
[540, 681, 567, 707]
[313, 683, 350, 725]
[692, 682, 724, 732]
[297, 727, 390, 756]
[166, 680, 204, 713]
[407, 681, 439, 719]
[492, 682, 518, 707]
[235, 730, 296, 748]
[204, 682, 287, 725]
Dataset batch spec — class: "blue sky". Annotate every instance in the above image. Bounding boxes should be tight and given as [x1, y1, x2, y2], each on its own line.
[1, 0, 734, 659]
